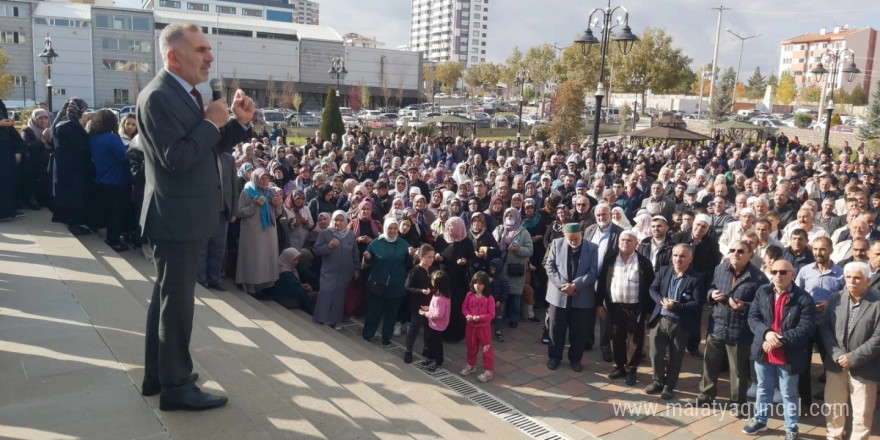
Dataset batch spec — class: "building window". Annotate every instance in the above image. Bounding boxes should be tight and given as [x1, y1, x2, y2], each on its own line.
[266, 10, 293, 22]
[0, 31, 25, 44]
[96, 14, 149, 31]
[114, 89, 130, 104]
[471, 56, 478, 62]
[103, 59, 152, 73]
[13, 75, 26, 86]
[212, 28, 252, 37]
[473, 13, 480, 19]
[102, 38, 152, 52]
[256, 31, 297, 41]
[242, 8, 262, 17]
[0, 5, 20, 17]
[159, 0, 181, 7]
[187, 2, 209, 11]
[216, 6, 235, 13]
[482, 25, 487, 29]
[53, 89, 66, 95]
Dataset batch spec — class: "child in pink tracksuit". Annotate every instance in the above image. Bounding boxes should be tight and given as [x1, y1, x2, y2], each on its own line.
[419, 270, 451, 373]
[460, 271, 495, 382]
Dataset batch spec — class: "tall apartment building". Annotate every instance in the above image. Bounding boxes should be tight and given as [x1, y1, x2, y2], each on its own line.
[409, 0, 488, 67]
[778, 25, 879, 97]
[142, 0, 319, 25]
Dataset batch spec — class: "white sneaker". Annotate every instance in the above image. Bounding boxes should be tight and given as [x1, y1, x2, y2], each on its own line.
[393, 322, 402, 337]
[747, 384, 757, 399]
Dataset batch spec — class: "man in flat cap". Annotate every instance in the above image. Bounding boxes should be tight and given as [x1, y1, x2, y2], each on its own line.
[544, 223, 600, 372]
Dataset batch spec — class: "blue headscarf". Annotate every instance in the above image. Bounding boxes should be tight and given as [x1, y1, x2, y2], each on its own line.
[244, 168, 273, 231]
[237, 162, 254, 181]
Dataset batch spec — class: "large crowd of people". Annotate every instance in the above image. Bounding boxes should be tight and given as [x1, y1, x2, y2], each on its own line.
[3, 88, 880, 439]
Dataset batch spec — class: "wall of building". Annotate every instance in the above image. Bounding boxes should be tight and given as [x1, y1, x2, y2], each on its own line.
[90, 8, 154, 107]
[344, 47, 420, 91]
[213, 34, 300, 83]
[32, 21, 94, 110]
[0, 1, 35, 104]
[844, 28, 879, 96]
[299, 39, 343, 86]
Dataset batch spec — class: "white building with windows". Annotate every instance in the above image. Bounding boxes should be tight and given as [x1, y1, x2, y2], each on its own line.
[409, 0, 488, 67]
[143, 0, 319, 25]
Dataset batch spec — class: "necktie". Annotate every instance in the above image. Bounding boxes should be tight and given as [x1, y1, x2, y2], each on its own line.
[190, 87, 205, 114]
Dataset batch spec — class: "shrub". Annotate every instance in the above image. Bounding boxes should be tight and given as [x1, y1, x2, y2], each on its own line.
[320, 88, 344, 141]
[830, 113, 842, 126]
[794, 113, 813, 129]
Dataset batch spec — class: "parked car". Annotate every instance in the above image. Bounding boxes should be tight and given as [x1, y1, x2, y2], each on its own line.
[381, 113, 400, 122]
[118, 106, 136, 117]
[520, 114, 541, 128]
[472, 113, 491, 128]
[367, 116, 395, 128]
[342, 115, 358, 127]
[262, 110, 285, 126]
[293, 114, 320, 127]
[396, 116, 424, 128]
[830, 124, 855, 133]
[493, 115, 520, 128]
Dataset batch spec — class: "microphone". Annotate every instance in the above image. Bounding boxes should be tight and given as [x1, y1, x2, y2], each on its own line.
[210, 79, 222, 102]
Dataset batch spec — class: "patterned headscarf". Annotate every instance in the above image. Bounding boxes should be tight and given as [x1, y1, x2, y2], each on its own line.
[443, 217, 467, 243]
[28, 109, 49, 137]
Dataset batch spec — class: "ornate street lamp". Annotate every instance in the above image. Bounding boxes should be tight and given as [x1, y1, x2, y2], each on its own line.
[328, 55, 347, 103]
[810, 48, 860, 150]
[515, 69, 531, 148]
[574, 0, 638, 161]
[38, 34, 59, 113]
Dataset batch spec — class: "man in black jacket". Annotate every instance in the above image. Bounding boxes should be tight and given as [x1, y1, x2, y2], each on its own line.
[637, 215, 673, 272]
[742, 260, 815, 437]
[673, 213, 721, 359]
[596, 231, 655, 386]
[584, 203, 624, 360]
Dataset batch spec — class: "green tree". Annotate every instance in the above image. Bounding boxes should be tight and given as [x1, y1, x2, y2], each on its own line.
[849, 84, 868, 105]
[794, 113, 813, 128]
[709, 67, 736, 123]
[831, 113, 842, 125]
[360, 82, 371, 110]
[801, 84, 822, 103]
[0, 48, 13, 98]
[613, 28, 694, 94]
[775, 72, 796, 105]
[321, 88, 344, 140]
[435, 61, 464, 93]
[745, 67, 766, 99]
[548, 81, 585, 145]
[618, 104, 630, 137]
[832, 88, 850, 105]
[859, 80, 880, 150]
[501, 46, 525, 94]
[523, 44, 557, 101]
[767, 74, 779, 89]
[266, 75, 277, 108]
[689, 65, 716, 95]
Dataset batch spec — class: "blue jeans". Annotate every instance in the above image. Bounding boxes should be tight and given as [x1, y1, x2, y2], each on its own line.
[197, 212, 229, 286]
[504, 295, 521, 324]
[754, 361, 799, 432]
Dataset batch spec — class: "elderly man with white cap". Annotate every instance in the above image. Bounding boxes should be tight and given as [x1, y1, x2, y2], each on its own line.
[673, 213, 721, 359]
[720, 208, 757, 255]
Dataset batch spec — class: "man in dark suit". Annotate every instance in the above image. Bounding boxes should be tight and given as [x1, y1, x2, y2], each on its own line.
[544, 223, 599, 372]
[583, 203, 623, 361]
[137, 23, 254, 411]
[819, 261, 880, 440]
[646, 244, 705, 400]
[596, 230, 655, 386]
[672, 214, 721, 359]
[197, 151, 239, 290]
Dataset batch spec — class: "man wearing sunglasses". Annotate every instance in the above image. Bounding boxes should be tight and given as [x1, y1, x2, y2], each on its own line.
[697, 241, 768, 417]
[743, 260, 816, 439]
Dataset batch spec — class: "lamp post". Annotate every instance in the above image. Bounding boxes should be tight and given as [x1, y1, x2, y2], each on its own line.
[726, 28, 760, 110]
[697, 68, 712, 120]
[810, 48, 860, 151]
[629, 73, 644, 131]
[328, 55, 347, 104]
[574, 0, 639, 162]
[38, 34, 59, 113]
[515, 69, 531, 148]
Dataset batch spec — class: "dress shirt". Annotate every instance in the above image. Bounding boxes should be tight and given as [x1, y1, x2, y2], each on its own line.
[610, 253, 640, 304]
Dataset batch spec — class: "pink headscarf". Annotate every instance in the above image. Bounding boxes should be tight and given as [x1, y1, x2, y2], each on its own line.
[443, 217, 467, 243]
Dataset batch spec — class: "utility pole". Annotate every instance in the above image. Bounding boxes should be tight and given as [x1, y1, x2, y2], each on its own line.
[707, 5, 730, 108]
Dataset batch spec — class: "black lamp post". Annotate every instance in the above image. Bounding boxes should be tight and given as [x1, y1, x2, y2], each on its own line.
[574, 0, 638, 162]
[328, 55, 347, 104]
[38, 34, 59, 113]
[630, 73, 644, 131]
[515, 69, 531, 148]
[810, 48, 860, 151]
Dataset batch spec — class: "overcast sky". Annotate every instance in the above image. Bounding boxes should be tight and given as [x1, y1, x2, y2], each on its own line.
[122, 0, 880, 80]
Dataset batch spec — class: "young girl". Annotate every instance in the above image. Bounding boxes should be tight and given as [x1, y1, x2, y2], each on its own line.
[460, 271, 496, 382]
[419, 270, 451, 373]
[404, 244, 436, 364]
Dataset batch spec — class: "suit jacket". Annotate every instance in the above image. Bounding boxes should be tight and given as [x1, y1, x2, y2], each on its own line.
[137, 70, 251, 241]
[640, 196, 674, 222]
[596, 250, 656, 322]
[820, 289, 880, 382]
[672, 230, 721, 287]
[648, 266, 705, 335]
[583, 223, 623, 264]
[544, 238, 599, 309]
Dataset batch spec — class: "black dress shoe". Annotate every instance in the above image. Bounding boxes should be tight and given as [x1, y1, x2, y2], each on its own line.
[547, 358, 560, 370]
[403, 351, 413, 364]
[207, 283, 226, 291]
[608, 368, 625, 379]
[570, 361, 583, 372]
[626, 371, 637, 386]
[695, 394, 714, 407]
[688, 349, 704, 360]
[645, 382, 663, 394]
[142, 372, 200, 397]
[601, 347, 613, 363]
[159, 387, 228, 411]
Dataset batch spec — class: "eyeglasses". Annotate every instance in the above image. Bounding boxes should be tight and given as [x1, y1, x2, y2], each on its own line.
[576, 203, 587, 207]
[728, 248, 747, 255]
[770, 270, 790, 275]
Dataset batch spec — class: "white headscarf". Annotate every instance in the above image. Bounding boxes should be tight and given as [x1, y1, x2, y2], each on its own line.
[330, 210, 351, 240]
[379, 217, 399, 242]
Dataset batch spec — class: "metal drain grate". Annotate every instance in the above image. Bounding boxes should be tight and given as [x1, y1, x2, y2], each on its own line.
[343, 318, 570, 440]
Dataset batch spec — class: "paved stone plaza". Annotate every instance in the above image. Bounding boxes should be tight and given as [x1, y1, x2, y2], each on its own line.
[2, 211, 879, 439]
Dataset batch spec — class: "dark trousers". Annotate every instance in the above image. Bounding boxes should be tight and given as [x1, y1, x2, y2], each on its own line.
[547, 305, 594, 363]
[610, 303, 645, 372]
[686, 308, 703, 352]
[648, 316, 688, 388]
[144, 240, 201, 391]
[96, 183, 131, 245]
[405, 310, 429, 354]
[595, 310, 610, 351]
[425, 325, 444, 366]
[362, 295, 404, 345]
[797, 327, 826, 410]
[197, 211, 229, 286]
[699, 335, 751, 403]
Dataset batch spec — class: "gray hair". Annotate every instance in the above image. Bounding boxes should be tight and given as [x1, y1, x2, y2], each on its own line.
[844, 261, 870, 279]
[159, 23, 201, 64]
[595, 202, 612, 214]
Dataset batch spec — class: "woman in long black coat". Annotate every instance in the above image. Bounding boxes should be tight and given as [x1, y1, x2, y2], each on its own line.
[433, 216, 474, 342]
[0, 99, 26, 221]
[21, 109, 52, 209]
[51, 98, 94, 235]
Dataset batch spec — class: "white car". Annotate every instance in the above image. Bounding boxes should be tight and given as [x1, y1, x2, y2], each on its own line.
[396, 116, 423, 128]
[520, 114, 542, 128]
[342, 115, 358, 127]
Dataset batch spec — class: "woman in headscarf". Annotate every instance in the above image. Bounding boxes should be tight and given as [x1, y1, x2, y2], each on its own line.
[484, 196, 505, 233]
[237, 162, 254, 187]
[0, 99, 26, 221]
[430, 207, 451, 243]
[348, 199, 382, 254]
[308, 183, 337, 221]
[51, 98, 95, 235]
[468, 212, 500, 276]
[284, 189, 314, 250]
[433, 216, 474, 342]
[20, 108, 51, 209]
[304, 211, 331, 250]
[313, 210, 360, 328]
[362, 217, 412, 346]
[412, 194, 436, 240]
[611, 206, 634, 229]
[543, 205, 570, 250]
[255, 247, 314, 312]
[492, 207, 534, 328]
[235, 168, 282, 294]
[88, 109, 132, 251]
[631, 209, 653, 241]
[452, 163, 469, 186]
[523, 197, 551, 316]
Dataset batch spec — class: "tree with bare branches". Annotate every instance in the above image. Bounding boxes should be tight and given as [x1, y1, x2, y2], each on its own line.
[281, 74, 295, 109]
[396, 77, 405, 108]
[266, 75, 277, 108]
